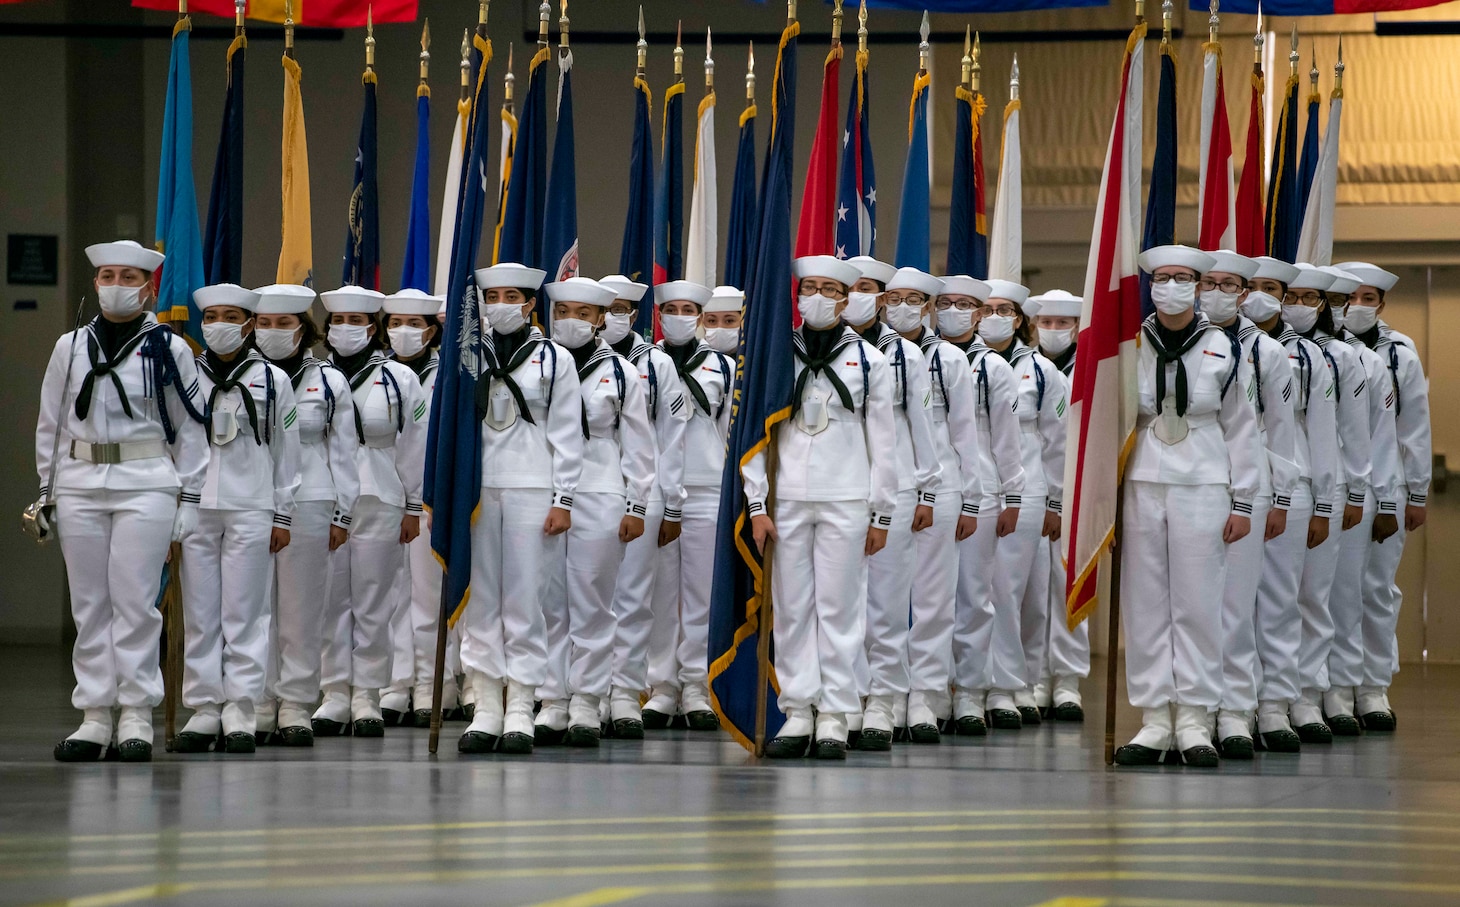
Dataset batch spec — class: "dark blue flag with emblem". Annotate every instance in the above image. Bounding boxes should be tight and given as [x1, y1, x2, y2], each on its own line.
[425, 26, 492, 628]
[1266, 50, 1302, 263]
[621, 70, 656, 335]
[1296, 69, 1321, 226]
[202, 24, 245, 285]
[707, 15, 798, 754]
[653, 66, 686, 292]
[723, 72, 758, 292]
[835, 41, 875, 260]
[342, 67, 380, 290]
[542, 42, 579, 293]
[400, 81, 432, 292]
[499, 39, 550, 289]
[1140, 36, 1178, 318]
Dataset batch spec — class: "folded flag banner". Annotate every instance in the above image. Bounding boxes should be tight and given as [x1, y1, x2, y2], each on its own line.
[341, 65, 380, 290]
[1235, 42, 1266, 257]
[491, 53, 517, 266]
[894, 33, 931, 272]
[987, 57, 1022, 284]
[835, 37, 876, 261]
[203, 23, 245, 286]
[542, 42, 580, 285]
[653, 59, 687, 320]
[723, 53, 759, 292]
[435, 43, 471, 296]
[154, 15, 206, 349]
[795, 32, 841, 261]
[684, 31, 718, 289]
[1296, 53, 1343, 267]
[1139, 33, 1177, 319]
[1189, 0, 1451, 13]
[500, 40, 550, 312]
[1265, 42, 1302, 263]
[1296, 67, 1321, 226]
[620, 70, 656, 335]
[400, 75, 432, 292]
[1197, 32, 1235, 252]
[133, 1, 418, 27]
[946, 33, 986, 279]
[277, 43, 313, 287]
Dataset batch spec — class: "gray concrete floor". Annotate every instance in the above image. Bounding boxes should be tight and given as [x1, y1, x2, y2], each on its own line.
[3, 647, 1460, 907]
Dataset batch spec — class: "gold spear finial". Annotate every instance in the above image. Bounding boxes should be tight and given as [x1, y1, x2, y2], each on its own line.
[1253, 3, 1264, 70]
[918, 10, 930, 75]
[1208, 0, 1219, 45]
[961, 25, 971, 88]
[538, 0, 549, 48]
[479, 0, 488, 28]
[366, 6, 375, 71]
[1335, 34, 1345, 89]
[636, 6, 647, 76]
[419, 19, 431, 83]
[1289, 22, 1299, 76]
[1010, 54, 1020, 102]
[972, 31, 982, 93]
[459, 28, 470, 99]
[1162, 0, 1173, 42]
[705, 28, 714, 90]
[746, 41, 755, 101]
[504, 42, 515, 102]
[559, 0, 569, 50]
[858, 0, 868, 54]
[674, 21, 683, 78]
[832, 0, 843, 47]
[1309, 40, 1319, 89]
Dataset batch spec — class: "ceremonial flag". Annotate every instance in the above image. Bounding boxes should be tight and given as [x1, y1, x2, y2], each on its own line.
[499, 41, 549, 277]
[1235, 51, 1266, 257]
[795, 35, 841, 259]
[491, 57, 517, 266]
[653, 71, 687, 294]
[400, 82, 432, 292]
[894, 68, 931, 271]
[341, 68, 380, 290]
[1140, 37, 1177, 319]
[542, 46, 580, 286]
[277, 46, 313, 286]
[620, 75, 656, 334]
[684, 33, 718, 289]
[1064, 21, 1146, 629]
[1189, 0, 1451, 14]
[835, 43, 876, 261]
[425, 26, 493, 626]
[1296, 61, 1343, 266]
[946, 62, 987, 277]
[435, 63, 470, 296]
[133, 1, 418, 27]
[853, 0, 1105, 9]
[203, 26, 245, 286]
[987, 59, 1022, 284]
[708, 16, 799, 753]
[1265, 54, 1301, 262]
[153, 15, 206, 349]
[1296, 72, 1321, 223]
[1197, 36, 1236, 252]
[723, 69, 758, 291]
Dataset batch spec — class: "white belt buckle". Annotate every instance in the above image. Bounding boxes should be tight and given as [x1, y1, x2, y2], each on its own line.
[1151, 396, 1189, 445]
[211, 409, 239, 445]
[485, 383, 518, 432]
[797, 392, 829, 436]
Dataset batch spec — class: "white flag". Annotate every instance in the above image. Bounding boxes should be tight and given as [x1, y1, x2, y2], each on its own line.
[434, 101, 468, 296]
[1296, 91, 1342, 267]
[684, 89, 718, 288]
[987, 60, 1022, 284]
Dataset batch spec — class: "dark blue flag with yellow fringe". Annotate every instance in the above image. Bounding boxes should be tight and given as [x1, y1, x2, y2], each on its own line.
[1266, 65, 1302, 262]
[1140, 38, 1178, 318]
[1297, 77, 1320, 225]
[620, 73, 656, 335]
[894, 68, 930, 270]
[342, 69, 380, 290]
[400, 86, 432, 292]
[946, 78, 985, 277]
[723, 86, 758, 291]
[707, 16, 798, 753]
[542, 47, 579, 286]
[501, 41, 550, 314]
[203, 26, 245, 286]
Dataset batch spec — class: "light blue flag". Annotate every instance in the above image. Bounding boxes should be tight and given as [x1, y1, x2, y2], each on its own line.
[154, 19, 206, 349]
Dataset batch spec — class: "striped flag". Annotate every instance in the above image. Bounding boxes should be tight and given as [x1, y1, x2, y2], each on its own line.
[435, 65, 469, 296]
[894, 67, 931, 271]
[1197, 36, 1236, 252]
[986, 59, 1022, 284]
[1296, 67, 1343, 266]
[684, 38, 718, 289]
[341, 67, 380, 290]
[946, 72, 987, 278]
[153, 15, 206, 348]
[1265, 57, 1302, 262]
[1235, 51, 1266, 257]
[795, 37, 842, 259]
[277, 45, 313, 286]
[542, 45, 579, 284]
[723, 71, 758, 291]
[835, 44, 875, 261]
[1064, 22, 1146, 630]
[620, 74, 656, 334]
[400, 81, 432, 292]
[1140, 36, 1177, 319]
[203, 26, 245, 285]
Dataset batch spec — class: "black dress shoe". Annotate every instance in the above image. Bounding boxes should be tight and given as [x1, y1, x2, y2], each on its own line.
[1017, 706, 1042, 726]
[1360, 711, 1396, 733]
[892, 726, 908, 743]
[989, 709, 1023, 730]
[641, 709, 673, 730]
[954, 715, 987, 736]
[223, 732, 256, 754]
[909, 723, 941, 744]
[1260, 729, 1301, 753]
[457, 731, 499, 754]
[855, 728, 892, 751]
[117, 739, 152, 763]
[1182, 745, 1220, 767]
[104, 742, 121, 761]
[54, 739, 106, 762]
[764, 735, 810, 759]
[1296, 721, 1332, 744]
[565, 725, 601, 748]
[1218, 735, 1254, 760]
[381, 709, 403, 728]
[278, 726, 314, 747]
[1053, 702, 1085, 722]
[613, 718, 645, 740]
[254, 731, 273, 747]
[499, 732, 534, 755]
[1037, 706, 1051, 720]
[411, 709, 433, 728]
[461, 703, 476, 722]
[845, 730, 862, 749]
[534, 725, 566, 746]
[311, 718, 347, 738]
[1113, 744, 1163, 766]
[353, 719, 385, 738]
[686, 710, 720, 731]
[172, 731, 217, 753]
[814, 739, 847, 760]
[1327, 714, 1362, 737]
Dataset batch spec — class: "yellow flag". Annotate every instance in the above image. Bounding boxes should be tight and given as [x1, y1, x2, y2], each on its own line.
[277, 53, 313, 285]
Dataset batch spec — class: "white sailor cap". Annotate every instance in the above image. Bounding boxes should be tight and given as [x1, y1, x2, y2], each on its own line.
[437, 297, 448, 318]
[86, 239, 165, 272]
[252, 283, 316, 315]
[938, 275, 992, 302]
[885, 267, 943, 298]
[653, 280, 713, 308]
[792, 255, 861, 288]
[544, 276, 616, 308]
[985, 279, 1030, 306]
[384, 288, 445, 316]
[474, 263, 547, 291]
[1025, 289, 1082, 318]
[320, 286, 386, 314]
[705, 285, 745, 313]
[1288, 263, 1337, 292]
[848, 256, 897, 287]
[1251, 257, 1301, 286]
[1137, 244, 1216, 275]
[1333, 261, 1399, 292]
[193, 283, 260, 313]
[1319, 266, 1362, 296]
[598, 274, 650, 303]
[1204, 250, 1260, 280]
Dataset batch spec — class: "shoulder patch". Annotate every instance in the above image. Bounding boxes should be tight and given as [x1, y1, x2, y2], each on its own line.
[413, 401, 427, 422]
[282, 407, 298, 430]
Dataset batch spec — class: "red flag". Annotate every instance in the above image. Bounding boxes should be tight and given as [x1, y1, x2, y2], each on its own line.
[1197, 41, 1235, 251]
[132, 1, 416, 27]
[1235, 65, 1266, 257]
[795, 42, 842, 259]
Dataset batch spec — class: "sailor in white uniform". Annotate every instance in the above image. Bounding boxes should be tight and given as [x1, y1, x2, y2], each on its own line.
[747, 255, 898, 760]
[644, 284, 739, 730]
[312, 287, 426, 738]
[457, 264, 581, 756]
[536, 277, 655, 748]
[39, 241, 208, 762]
[1114, 245, 1261, 768]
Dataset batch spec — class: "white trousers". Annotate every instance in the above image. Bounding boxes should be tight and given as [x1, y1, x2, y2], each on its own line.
[1254, 486, 1309, 704]
[182, 508, 274, 708]
[647, 486, 720, 691]
[772, 499, 869, 715]
[385, 553, 414, 692]
[907, 493, 961, 696]
[952, 495, 1001, 692]
[56, 489, 175, 710]
[863, 489, 917, 697]
[1044, 537, 1090, 679]
[459, 488, 554, 687]
[1220, 496, 1271, 712]
[1121, 481, 1229, 709]
[1362, 493, 1408, 687]
[610, 498, 664, 693]
[320, 497, 404, 691]
[541, 491, 621, 700]
[992, 496, 1046, 693]
[1296, 490, 1344, 693]
[1327, 491, 1375, 689]
[267, 501, 333, 706]
[408, 524, 459, 691]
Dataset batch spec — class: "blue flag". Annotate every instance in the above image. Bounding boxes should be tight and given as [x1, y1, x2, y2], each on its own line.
[542, 48, 579, 289]
[342, 73, 381, 290]
[654, 79, 686, 292]
[707, 18, 799, 753]
[425, 29, 493, 626]
[499, 44, 550, 285]
[1266, 71, 1302, 263]
[154, 18, 206, 349]
[946, 83, 986, 277]
[894, 71, 930, 270]
[620, 76, 656, 334]
[724, 98, 759, 291]
[1140, 42, 1178, 318]
[1296, 85, 1320, 228]
[203, 32, 245, 286]
[400, 90, 432, 292]
[835, 47, 876, 260]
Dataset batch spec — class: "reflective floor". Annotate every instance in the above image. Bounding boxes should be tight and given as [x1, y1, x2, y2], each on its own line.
[4, 646, 1460, 907]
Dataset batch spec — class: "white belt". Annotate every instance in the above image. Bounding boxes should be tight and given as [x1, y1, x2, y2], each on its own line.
[69, 439, 167, 464]
[298, 428, 326, 444]
[363, 437, 397, 450]
[1137, 411, 1219, 430]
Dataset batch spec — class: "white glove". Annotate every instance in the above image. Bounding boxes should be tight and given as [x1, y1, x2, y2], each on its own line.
[171, 502, 199, 542]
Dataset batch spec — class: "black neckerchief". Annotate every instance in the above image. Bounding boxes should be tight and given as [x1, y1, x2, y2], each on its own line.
[397, 349, 435, 380]
[665, 340, 715, 415]
[1048, 344, 1077, 376]
[1143, 313, 1210, 417]
[94, 313, 146, 361]
[492, 325, 532, 364]
[1355, 325, 1382, 351]
[948, 336, 974, 354]
[854, 321, 884, 346]
[477, 328, 541, 424]
[792, 326, 858, 415]
[275, 348, 307, 384]
[568, 340, 599, 375]
[610, 335, 637, 359]
[334, 346, 379, 383]
[201, 350, 267, 444]
[76, 316, 152, 422]
[992, 340, 1020, 364]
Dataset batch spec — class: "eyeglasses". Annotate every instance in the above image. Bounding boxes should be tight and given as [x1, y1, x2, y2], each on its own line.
[607, 303, 635, 316]
[1284, 291, 1325, 306]
[1198, 278, 1246, 293]
[978, 304, 1021, 318]
[1150, 273, 1197, 285]
[935, 299, 978, 311]
[798, 281, 847, 299]
[884, 293, 928, 307]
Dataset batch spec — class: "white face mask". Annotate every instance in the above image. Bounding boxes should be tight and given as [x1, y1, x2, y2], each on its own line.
[202, 321, 248, 355]
[842, 292, 880, 326]
[661, 314, 700, 345]
[98, 284, 146, 319]
[483, 301, 527, 335]
[797, 294, 842, 330]
[552, 316, 597, 349]
[599, 312, 633, 344]
[1199, 289, 1242, 323]
[883, 302, 923, 334]
[1330, 303, 1347, 332]
[977, 314, 1016, 345]
[705, 326, 739, 353]
[1239, 291, 1282, 324]
[1040, 327, 1075, 357]
[388, 326, 427, 359]
[1150, 280, 1196, 315]
[937, 308, 973, 338]
[1281, 303, 1320, 334]
[1343, 304, 1379, 334]
[328, 323, 372, 356]
[255, 327, 301, 360]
